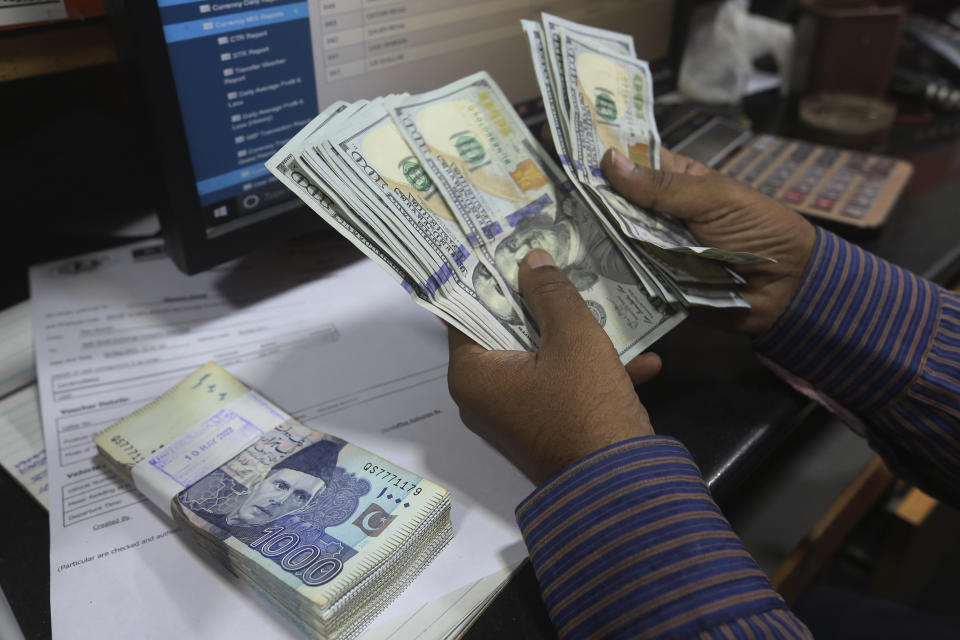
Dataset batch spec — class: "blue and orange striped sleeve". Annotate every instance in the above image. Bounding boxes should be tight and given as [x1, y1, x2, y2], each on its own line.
[515, 228, 960, 639]
[754, 228, 960, 505]
[516, 437, 811, 639]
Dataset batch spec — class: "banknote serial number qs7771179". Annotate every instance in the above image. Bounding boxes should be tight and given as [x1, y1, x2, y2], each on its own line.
[362, 462, 422, 495]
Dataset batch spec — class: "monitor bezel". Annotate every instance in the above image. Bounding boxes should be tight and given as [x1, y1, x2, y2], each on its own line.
[111, 0, 692, 275]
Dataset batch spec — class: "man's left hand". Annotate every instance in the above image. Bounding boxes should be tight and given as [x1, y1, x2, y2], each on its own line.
[447, 249, 660, 485]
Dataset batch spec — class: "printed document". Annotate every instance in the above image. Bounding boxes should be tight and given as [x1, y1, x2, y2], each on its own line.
[0, 385, 47, 507]
[0, 300, 34, 398]
[31, 240, 532, 639]
[0, 300, 46, 506]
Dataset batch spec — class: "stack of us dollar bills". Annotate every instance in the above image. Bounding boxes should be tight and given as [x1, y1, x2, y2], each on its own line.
[94, 363, 451, 640]
[267, 16, 763, 365]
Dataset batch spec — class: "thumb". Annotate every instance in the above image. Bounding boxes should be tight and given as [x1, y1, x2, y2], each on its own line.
[625, 352, 662, 385]
[518, 249, 606, 352]
[601, 148, 719, 221]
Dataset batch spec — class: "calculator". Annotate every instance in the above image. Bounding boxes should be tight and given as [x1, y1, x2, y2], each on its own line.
[661, 110, 914, 228]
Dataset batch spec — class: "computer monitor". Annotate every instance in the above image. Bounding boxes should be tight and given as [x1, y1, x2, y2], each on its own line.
[111, 0, 690, 274]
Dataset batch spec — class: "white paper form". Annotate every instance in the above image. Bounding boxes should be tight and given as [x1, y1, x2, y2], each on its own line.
[0, 300, 46, 507]
[30, 240, 532, 639]
[0, 385, 47, 507]
[0, 301, 35, 399]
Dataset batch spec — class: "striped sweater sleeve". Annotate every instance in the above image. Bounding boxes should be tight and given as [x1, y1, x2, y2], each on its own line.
[754, 227, 960, 506]
[516, 437, 812, 639]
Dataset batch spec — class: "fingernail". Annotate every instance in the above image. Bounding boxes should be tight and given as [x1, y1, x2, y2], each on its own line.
[610, 148, 633, 173]
[524, 249, 555, 269]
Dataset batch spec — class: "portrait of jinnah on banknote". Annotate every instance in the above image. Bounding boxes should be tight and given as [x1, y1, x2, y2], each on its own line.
[179, 436, 370, 543]
[493, 186, 634, 292]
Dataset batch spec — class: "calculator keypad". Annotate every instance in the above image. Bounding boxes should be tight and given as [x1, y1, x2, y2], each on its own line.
[719, 136, 910, 227]
[782, 147, 838, 204]
[758, 142, 812, 196]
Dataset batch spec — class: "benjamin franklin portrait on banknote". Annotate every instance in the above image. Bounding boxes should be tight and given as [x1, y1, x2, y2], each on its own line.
[472, 263, 523, 324]
[493, 188, 634, 292]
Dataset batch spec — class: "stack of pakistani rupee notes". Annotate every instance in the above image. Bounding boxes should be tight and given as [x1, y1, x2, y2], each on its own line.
[95, 363, 451, 640]
[267, 16, 762, 365]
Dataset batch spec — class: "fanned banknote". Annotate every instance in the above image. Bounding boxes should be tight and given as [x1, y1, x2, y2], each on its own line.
[557, 27, 763, 266]
[325, 101, 537, 349]
[520, 17, 753, 309]
[540, 11, 636, 148]
[265, 17, 756, 362]
[388, 72, 685, 362]
[287, 103, 517, 351]
[95, 363, 452, 640]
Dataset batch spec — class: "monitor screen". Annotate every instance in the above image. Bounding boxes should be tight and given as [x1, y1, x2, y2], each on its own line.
[132, 0, 681, 272]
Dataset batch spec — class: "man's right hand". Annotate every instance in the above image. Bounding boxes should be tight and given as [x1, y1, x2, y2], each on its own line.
[601, 147, 817, 336]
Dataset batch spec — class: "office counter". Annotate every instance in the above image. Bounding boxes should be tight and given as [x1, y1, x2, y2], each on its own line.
[3, 96, 960, 640]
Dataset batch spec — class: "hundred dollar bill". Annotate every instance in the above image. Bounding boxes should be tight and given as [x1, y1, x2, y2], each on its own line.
[641, 243, 745, 286]
[642, 247, 749, 307]
[290, 100, 509, 350]
[521, 19, 579, 196]
[524, 18, 748, 309]
[299, 103, 516, 351]
[390, 72, 686, 362]
[95, 363, 452, 640]
[269, 103, 424, 294]
[326, 101, 537, 350]
[542, 12, 636, 59]
[540, 12, 636, 134]
[267, 105, 498, 351]
[560, 29, 766, 264]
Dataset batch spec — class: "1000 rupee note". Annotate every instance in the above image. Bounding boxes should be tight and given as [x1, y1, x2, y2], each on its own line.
[96, 363, 452, 640]
[173, 422, 448, 625]
[390, 72, 686, 362]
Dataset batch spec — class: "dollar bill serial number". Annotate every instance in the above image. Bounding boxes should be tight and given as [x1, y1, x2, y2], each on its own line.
[362, 462, 422, 495]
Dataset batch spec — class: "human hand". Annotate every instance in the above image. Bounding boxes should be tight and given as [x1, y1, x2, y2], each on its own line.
[447, 249, 660, 485]
[601, 147, 817, 335]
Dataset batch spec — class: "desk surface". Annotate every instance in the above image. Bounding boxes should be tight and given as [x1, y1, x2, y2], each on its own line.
[3, 93, 960, 640]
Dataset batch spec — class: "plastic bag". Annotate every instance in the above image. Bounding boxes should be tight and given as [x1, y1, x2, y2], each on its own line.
[678, 0, 794, 104]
